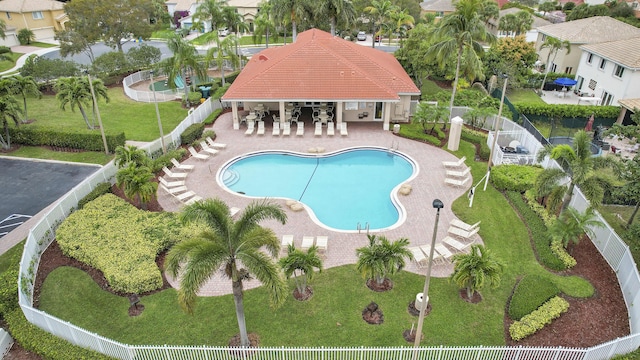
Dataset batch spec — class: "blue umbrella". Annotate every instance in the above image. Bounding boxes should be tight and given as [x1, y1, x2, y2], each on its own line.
[554, 77, 577, 86]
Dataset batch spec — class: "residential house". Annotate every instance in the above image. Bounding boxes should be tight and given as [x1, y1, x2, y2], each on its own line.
[574, 36, 640, 106]
[222, 29, 421, 131]
[420, 0, 508, 21]
[535, 16, 640, 75]
[487, 8, 551, 42]
[165, 0, 259, 33]
[0, 0, 67, 46]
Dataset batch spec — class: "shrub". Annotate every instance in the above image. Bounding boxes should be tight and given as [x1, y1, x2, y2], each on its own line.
[204, 108, 222, 125]
[56, 194, 185, 293]
[461, 127, 490, 160]
[397, 123, 441, 146]
[0, 268, 19, 315]
[491, 165, 543, 193]
[9, 126, 126, 153]
[524, 189, 555, 227]
[515, 103, 619, 120]
[180, 123, 205, 145]
[183, 91, 202, 107]
[77, 182, 112, 209]
[508, 275, 559, 320]
[150, 148, 188, 173]
[509, 296, 570, 341]
[550, 238, 577, 269]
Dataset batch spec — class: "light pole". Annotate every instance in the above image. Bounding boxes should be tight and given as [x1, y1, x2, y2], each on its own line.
[484, 74, 508, 191]
[413, 199, 444, 353]
[149, 70, 166, 154]
[86, 71, 109, 155]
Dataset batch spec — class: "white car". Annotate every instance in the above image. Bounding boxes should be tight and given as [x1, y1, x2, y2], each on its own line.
[218, 28, 229, 37]
[357, 31, 366, 41]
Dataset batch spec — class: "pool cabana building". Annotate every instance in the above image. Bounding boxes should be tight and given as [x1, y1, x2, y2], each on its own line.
[222, 28, 421, 131]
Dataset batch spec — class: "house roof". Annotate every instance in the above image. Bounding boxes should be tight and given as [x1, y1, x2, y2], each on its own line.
[581, 37, 640, 70]
[165, 0, 196, 13]
[0, 0, 64, 13]
[419, 0, 456, 12]
[488, 8, 551, 28]
[222, 29, 420, 102]
[537, 16, 640, 44]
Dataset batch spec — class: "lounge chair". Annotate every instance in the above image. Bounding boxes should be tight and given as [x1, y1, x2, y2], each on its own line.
[442, 236, 471, 252]
[301, 236, 314, 250]
[174, 190, 197, 202]
[420, 244, 444, 263]
[448, 226, 479, 240]
[205, 137, 227, 149]
[158, 176, 185, 188]
[327, 121, 335, 136]
[445, 167, 470, 178]
[281, 235, 294, 248]
[409, 246, 428, 268]
[315, 121, 322, 136]
[283, 122, 291, 136]
[442, 156, 466, 168]
[188, 146, 209, 160]
[435, 243, 453, 263]
[170, 158, 195, 171]
[315, 236, 328, 252]
[272, 121, 280, 136]
[444, 176, 470, 187]
[296, 122, 304, 136]
[245, 121, 255, 135]
[230, 207, 240, 217]
[450, 219, 480, 232]
[340, 122, 348, 136]
[200, 141, 219, 155]
[257, 121, 265, 136]
[160, 184, 188, 195]
[163, 166, 188, 179]
[184, 195, 202, 205]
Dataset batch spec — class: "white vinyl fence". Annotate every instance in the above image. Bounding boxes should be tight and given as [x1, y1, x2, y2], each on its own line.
[0, 328, 13, 359]
[15, 105, 640, 359]
[123, 70, 181, 103]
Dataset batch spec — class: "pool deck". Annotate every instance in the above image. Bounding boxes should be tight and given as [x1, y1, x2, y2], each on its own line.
[160, 112, 481, 296]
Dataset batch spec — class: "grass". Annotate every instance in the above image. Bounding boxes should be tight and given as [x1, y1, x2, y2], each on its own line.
[151, 29, 175, 39]
[600, 204, 640, 266]
[507, 89, 545, 104]
[421, 79, 446, 99]
[0, 241, 23, 273]
[26, 42, 57, 48]
[3, 146, 113, 164]
[0, 52, 23, 72]
[37, 138, 593, 348]
[18, 88, 187, 141]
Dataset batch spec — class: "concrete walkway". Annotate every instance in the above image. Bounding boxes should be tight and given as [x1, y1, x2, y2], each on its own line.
[0, 44, 61, 76]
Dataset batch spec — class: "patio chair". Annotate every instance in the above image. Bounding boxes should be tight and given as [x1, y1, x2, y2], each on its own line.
[199, 141, 219, 155]
[314, 121, 322, 136]
[170, 158, 195, 171]
[257, 121, 265, 136]
[188, 146, 210, 160]
[159, 183, 188, 195]
[301, 236, 314, 250]
[283, 122, 291, 136]
[448, 226, 479, 240]
[409, 246, 428, 268]
[442, 156, 466, 168]
[158, 176, 185, 188]
[444, 176, 470, 187]
[163, 166, 188, 179]
[445, 167, 470, 178]
[315, 236, 328, 252]
[435, 243, 453, 263]
[296, 122, 304, 136]
[450, 219, 480, 232]
[327, 121, 335, 136]
[245, 121, 255, 135]
[281, 235, 294, 248]
[205, 137, 227, 149]
[230, 207, 240, 217]
[340, 122, 348, 136]
[442, 236, 471, 252]
[291, 112, 300, 124]
[272, 121, 280, 136]
[174, 190, 197, 202]
[184, 195, 202, 205]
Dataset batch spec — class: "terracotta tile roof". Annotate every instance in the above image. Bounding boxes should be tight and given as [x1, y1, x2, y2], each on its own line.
[537, 16, 640, 44]
[0, 0, 64, 12]
[581, 37, 640, 69]
[223, 29, 420, 102]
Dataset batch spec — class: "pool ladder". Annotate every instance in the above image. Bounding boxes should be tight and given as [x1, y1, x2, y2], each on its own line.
[390, 140, 399, 151]
[357, 222, 370, 234]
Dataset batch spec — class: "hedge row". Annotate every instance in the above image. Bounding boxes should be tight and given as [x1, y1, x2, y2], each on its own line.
[506, 191, 567, 271]
[56, 194, 186, 293]
[77, 182, 112, 209]
[397, 123, 441, 146]
[9, 126, 126, 153]
[509, 296, 570, 341]
[150, 148, 188, 173]
[550, 237, 577, 269]
[491, 165, 543, 193]
[180, 123, 205, 145]
[508, 275, 559, 321]
[514, 103, 619, 119]
[461, 127, 490, 160]
[204, 108, 223, 125]
[524, 189, 555, 227]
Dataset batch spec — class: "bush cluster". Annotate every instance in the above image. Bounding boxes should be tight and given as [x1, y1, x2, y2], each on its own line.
[491, 165, 543, 193]
[183, 91, 203, 107]
[509, 296, 570, 341]
[150, 148, 188, 173]
[180, 123, 205, 145]
[9, 126, 125, 153]
[550, 238, 577, 269]
[397, 123, 442, 146]
[508, 275, 559, 321]
[77, 182, 112, 209]
[56, 194, 184, 293]
[506, 191, 567, 271]
[515, 103, 619, 120]
[204, 108, 222, 125]
[460, 127, 490, 160]
[524, 189, 555, 227]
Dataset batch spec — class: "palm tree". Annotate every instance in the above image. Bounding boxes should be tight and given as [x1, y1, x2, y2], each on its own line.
[206, 35, 240, 86]
[114, 144, 149, 168]
[253, 2, 278, 48]
[0, 94, 22, 150]
[412, 102, 449, 134]
[390, 8, 414, 46]
[222, 6, 249, 66]
[549, 207, 603, 249]
[4, 75, 41, 124]
[451, 244, 504, 300]
[193, 0, 228, 38]
[535, 130, 617, 212]
[618, 155, 640, 226]
[364, 0, 397, 49]
[427, 0, 496, 120]
[115, 163, 157, 210]
[54, 76, 109, 129]
[165, 198, 287, 347]
[538, 36, 571, 92]
[279, 244, 323, 299]
[355, 234, 413, 288]
[161, 33, 207, 99]
[315, 0, 356, 36]
[272, 0, 312, 42]
[514, 11, 534, 36]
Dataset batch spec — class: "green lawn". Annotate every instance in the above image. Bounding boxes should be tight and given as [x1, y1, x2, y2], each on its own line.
[19, 88, 187, 141]
[421, 79, 446, 99]
[37, 139, 593, 347]
[507, 89, 545, 104]
[3, 146, 113, 164]
[0, 52, 23, 72]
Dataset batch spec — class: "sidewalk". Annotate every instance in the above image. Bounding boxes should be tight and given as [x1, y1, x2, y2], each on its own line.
[0, 44, 61, 76]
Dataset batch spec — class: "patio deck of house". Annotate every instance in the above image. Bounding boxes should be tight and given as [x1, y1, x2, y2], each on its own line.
[159, 111, 482, 296]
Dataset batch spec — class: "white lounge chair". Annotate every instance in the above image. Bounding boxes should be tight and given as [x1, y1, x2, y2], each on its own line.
[444, 176, 470, 187]
[448, 226, 479, 240]
[301, 236, 314, 250]
[281, 235, 294, 248]
[205, 137, 227, 149]
[442, 156, 466, 168]
[281, 122, 290, 136]
[409, 246, 428, 268]
[174, 190, 197, 202]
[230, 207, 240, 217]
[296, 122, 304, 136]
[199, 141, 219, 155]
[257, 121, 265, 135]
[163, 166, 188, 179]
[327, 121, 335, 136]
[272, 121, 280, 136]
[340, 122, 348, 136]
[450, 219, 481, 232]
[435, 243, 453, 263]
[170, 158, 195, 171]
[184, 195, 202, 205]
[160, 184, 188, 195]
[158, 176, 185, 188]
[188, 146, 209, 160]
[315, 236, 328, 252]
[442, 236, 472, 252]
[315, 121, 322, 136]
[445, 167, 470, 178]
[245, 121, 255, 135]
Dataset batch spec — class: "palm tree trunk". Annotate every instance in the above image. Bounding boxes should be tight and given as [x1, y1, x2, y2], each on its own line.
[182, 69, 189, 101]
[292, 21, 297, 42]
[266, 30, 270, 49]
[448, 47, 463, 121]
[221, 66, 226, 86]
[22, 97, 28, 123]
[232, 278, 250, 347]
[628, 201, 640, 227]
[78, 104, 93, 129]
[466, 286, 473, 299]
[330, 17, 336, 36]
[539, 53, 553, 92]
[562, 182, 575, 212]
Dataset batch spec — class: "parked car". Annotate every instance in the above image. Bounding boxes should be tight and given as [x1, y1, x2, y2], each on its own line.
[357, 31, 367, 41]
[218, 28, 229, 37]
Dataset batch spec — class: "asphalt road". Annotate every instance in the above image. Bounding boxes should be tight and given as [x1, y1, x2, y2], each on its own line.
[41, 40, 174, 66]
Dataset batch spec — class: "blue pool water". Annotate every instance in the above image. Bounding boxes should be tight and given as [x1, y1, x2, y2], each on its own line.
[218, 148, 416, 231]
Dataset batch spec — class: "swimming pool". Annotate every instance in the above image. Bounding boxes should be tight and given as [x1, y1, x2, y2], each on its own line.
[218, 147, 417, 232]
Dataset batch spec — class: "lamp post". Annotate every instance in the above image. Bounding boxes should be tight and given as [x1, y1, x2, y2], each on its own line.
[149, 70, 166, 154]
[484, 74, 508, 191]
[86, 71, 109, 155]
[413, 199, 444, 353]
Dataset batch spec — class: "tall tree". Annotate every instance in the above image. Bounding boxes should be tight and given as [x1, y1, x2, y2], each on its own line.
[316, 0, 357, 36]
[549, 206, 603, 249]
[166, 198, 287, 347]
[451, 244, 504, 299]
[54, 76, 109, 129]
[539, 1, 557, 16]
[253, 2, 279, 48]
[55, 29, 97, 63]
[614, 154, 640, 226]
[222, 6, 249, 65]
[115, 163, 157, 210]
[193, 0, 228, 38]
[206, 35, 240, 86]
[355, 234, 413, 288]
[0, 94, 22, 150]
[412, 102, 450, 134]
[114, 144, 149, 168]
[279, 244, 323, 299]
[390, 8, 414, 46]
[4, 75, 41, 124]
[538, 36, 571, 92]
[364, 0, 397, 48]
[427, 0, 496, 120]
[272, 0, 312, 42]
[395, 23, 439, 89]
[160, 33, 207, 99]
